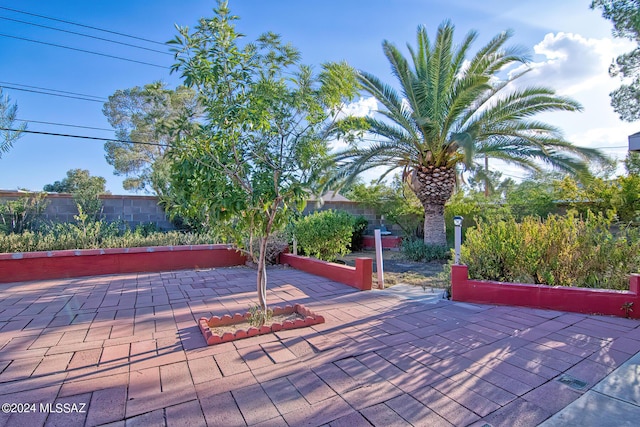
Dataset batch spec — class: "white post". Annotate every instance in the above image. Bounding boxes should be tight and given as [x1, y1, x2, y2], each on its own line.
[293, 237, 298, 256]
[454, 216, 463, 265]
[375, 228, 384, 289]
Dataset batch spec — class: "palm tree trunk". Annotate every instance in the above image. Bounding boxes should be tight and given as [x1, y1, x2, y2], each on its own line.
[409, 165, 456, 247]
[423, 203, 447, 246]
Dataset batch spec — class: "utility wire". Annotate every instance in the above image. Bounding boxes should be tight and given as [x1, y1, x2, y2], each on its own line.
[0, 81, 106, 100]
[16, 118, 115, 132]
[0, 127, 166, 147]
[0, 85, 105, 103]
[0, 6, 166, 46]
[0, 33, 169, 69]
[0, 16, 172, 56]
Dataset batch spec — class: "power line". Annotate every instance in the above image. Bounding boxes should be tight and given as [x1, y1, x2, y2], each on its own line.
[0, 81, 106, 100]
[0, 33, 169, 69]
[0, 85, 105, 103]
[0, 16, 172, 56]
[0, 6, 166, 46]
[0, 127, 166, 147]
[16, 118, 115, 132]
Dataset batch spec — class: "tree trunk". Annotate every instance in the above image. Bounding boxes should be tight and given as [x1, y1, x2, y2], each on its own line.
[409, 165, 456, 247]
[256, 235, 268, 323]
[423, 203, 447, 247]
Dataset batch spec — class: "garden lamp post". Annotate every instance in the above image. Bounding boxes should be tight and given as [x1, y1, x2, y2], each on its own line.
[453, 216, 463, 265]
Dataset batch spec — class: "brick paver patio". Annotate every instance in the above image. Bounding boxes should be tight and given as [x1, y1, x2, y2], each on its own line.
[1, 266, 640, 426]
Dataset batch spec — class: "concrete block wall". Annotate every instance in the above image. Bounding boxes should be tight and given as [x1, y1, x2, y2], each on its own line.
[0, 191, 174, 230]
[0, 190, 406, 235]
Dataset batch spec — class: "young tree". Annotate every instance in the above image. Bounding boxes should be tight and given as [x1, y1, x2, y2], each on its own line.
[0, 88, 27, 159]
[591, 0, 640, 121]
[167, 1, 358, 321]
[44, 169, 109, 219]
[103, 82, 200, 196]
[333, 22, 608, 246]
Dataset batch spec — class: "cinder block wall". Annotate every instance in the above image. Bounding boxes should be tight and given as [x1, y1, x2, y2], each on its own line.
[0, 191, 174, 230]
[0, 191, 405, 235]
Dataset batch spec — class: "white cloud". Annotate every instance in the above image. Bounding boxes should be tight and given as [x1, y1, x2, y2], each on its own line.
[507, 32, 632, 96]
[335, 96, 379, 120]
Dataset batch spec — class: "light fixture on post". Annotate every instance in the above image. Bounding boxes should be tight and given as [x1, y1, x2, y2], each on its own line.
[453, 216, 463, 265]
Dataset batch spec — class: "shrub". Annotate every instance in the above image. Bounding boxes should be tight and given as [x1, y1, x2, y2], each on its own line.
[350, 216, 368, 251]
[401, 238, 450, 262]
[292, 210, 355, 261]
[460, 212, 640, 290]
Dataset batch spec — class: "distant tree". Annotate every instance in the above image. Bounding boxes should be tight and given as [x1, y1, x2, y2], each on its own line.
[103, 82, 200, 196]
[591, 0, 640, 121]
[0, 88, 27, 159]
[44, 169, 109, 219]
[167, 1, 358, 322]
[624, 151, 640, 174]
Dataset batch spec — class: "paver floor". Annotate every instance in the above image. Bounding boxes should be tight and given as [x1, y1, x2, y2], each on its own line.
[0, 266, 639, 426]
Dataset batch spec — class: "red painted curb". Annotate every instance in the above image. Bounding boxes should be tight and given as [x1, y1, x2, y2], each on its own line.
[0, 245, 246, 283]
[451, 264, 640, 319]
[200, 304, 325, 346]
[279, 253, 372, 290]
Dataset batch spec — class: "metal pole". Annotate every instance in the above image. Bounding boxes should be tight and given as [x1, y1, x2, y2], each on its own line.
[374, 228, 384, 289]
[293, 237, 298, 256]
[454, 216, 463, 265]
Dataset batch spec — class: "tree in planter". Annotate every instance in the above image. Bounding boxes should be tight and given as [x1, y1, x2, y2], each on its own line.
[167, 1, 358, 323]
[332, 22, 608, 246]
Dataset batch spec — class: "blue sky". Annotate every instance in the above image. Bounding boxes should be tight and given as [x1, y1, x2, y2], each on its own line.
[0, 0, 636, 193]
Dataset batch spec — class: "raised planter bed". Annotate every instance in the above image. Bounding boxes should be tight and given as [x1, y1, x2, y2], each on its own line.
[0, 244, 246, 283]
[362, 235, 402, 250]
[451, 264, 640, 319]
[279, 253, 372, 290]
[198, 303, 325, 345]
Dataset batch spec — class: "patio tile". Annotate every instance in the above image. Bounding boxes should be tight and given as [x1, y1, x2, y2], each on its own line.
[385, 393, 452, 427]
[233, 383, 282, 425]
[86, 386, 127, 426]
[360, 403, 408, 427]
[411, 386, 481, 426]
[480, 398, 551, 427]
[2, 266, 639, 426]
[165, 399, 207, 427]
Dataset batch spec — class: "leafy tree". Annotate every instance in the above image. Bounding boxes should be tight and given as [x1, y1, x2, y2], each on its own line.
[591, 0, 640, 121]
[624, 151, 640, 174]
[0, 88, 27, 159]
[44, 169, 109, 219]
[333, 22, 608, 246]
[103, 82, 200, 195]
[167, 1, 358, 321]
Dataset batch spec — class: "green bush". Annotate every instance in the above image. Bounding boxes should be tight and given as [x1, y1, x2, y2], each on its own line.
[292, 210, 355, 261]
[350, 215, 368, 251]
[460, 212, 640, 290]
[401, 238, 450, 262]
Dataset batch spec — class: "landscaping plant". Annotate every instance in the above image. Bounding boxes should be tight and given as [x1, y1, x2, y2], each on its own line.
[292, 210, 355, 261]
[166, 1, 358, 324]
[460, 212, 640, 290]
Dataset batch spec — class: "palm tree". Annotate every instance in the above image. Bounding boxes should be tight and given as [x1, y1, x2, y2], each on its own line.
[333, 21, 608, 246]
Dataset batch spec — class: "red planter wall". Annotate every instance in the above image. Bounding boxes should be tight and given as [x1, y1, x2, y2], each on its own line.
[0, 245, 246, 283]
[280, 253, 372, 291]
[451, 264, 640, 319]
[362, 235, 402, 250]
